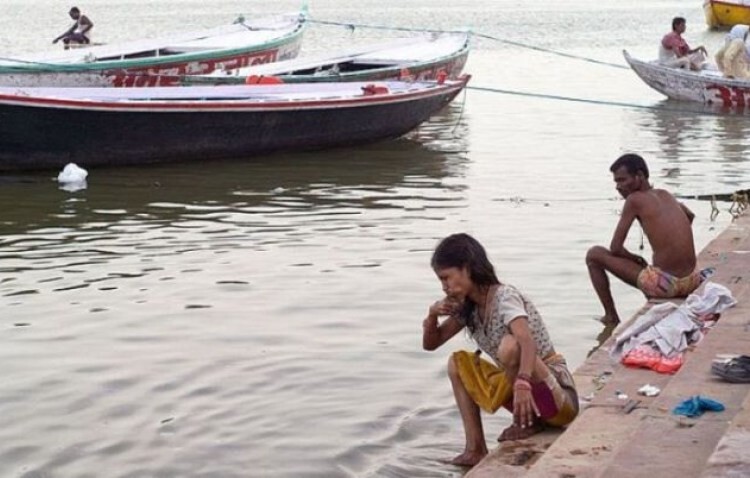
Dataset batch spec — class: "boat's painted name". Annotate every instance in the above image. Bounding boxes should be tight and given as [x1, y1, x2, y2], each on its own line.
[707, 84, 750, 107]
[106, 44, 301, 87]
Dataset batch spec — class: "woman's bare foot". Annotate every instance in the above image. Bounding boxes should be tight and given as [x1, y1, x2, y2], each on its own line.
[447, 449, 487, 467]
[497, 422, 545, 442]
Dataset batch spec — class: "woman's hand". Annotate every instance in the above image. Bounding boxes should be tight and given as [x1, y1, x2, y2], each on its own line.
[428, 297, 461, 318]
[422, 302, 465, 351]
[513, 382, 540, 428]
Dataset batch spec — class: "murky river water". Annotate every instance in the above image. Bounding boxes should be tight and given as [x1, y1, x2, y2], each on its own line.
[0, 1, 747, 477]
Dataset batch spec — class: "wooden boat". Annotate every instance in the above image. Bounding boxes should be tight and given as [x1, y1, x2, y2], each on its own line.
[0, 12, 306, 88]
[177, 32, 470, 86]
[624, 50, 750, 107]
[0, 76, 470, 171]
[704, 0, 750, 29]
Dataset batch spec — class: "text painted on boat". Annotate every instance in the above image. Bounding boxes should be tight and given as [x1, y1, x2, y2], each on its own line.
[706, 84, 750, 107]
[106, 48, 297, 87]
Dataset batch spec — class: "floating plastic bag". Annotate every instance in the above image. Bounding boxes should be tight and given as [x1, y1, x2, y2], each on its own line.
[57, 163, 88, 192]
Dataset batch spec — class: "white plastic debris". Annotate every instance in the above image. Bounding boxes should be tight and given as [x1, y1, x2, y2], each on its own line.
[57, 163, 88, 192]
[637, 384, 661, 397]
[57, 163, 88, 183]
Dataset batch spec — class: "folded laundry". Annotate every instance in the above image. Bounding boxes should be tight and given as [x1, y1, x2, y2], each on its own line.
[672, 395, 725, 417]
[611, 282, 737, 361]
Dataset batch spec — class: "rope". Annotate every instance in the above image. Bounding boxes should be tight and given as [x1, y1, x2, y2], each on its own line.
[0, 56, 65, 70]
[466, 85, 733, 117]
[305, 18, 464, 35]
[305, 18, 629, 70]
[472, 32, 629, 70]
[491, 195, 736, 222]
[451, 87, 468, 135]
[2, 18, 628, 72]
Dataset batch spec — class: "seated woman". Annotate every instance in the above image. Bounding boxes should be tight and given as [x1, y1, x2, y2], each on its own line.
[421, 233, 579, 468]
[715, 24, 750, 79]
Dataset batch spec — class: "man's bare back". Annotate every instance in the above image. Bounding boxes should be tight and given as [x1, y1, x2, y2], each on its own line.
[586, 153, 700, 324]
[629, 188, 696, 277]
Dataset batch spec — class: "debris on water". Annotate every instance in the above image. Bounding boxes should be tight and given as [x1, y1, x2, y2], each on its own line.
[57, 163, 88, 192]
[185, 304, 212, 309]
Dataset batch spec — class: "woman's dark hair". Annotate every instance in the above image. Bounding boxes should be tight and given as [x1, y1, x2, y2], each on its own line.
[431, 233, 499, 332]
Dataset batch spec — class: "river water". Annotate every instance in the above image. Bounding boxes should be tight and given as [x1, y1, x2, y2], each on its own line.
[0, 1, 747, 477]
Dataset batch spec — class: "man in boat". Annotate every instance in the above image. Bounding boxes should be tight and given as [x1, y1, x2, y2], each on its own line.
[52, 7, 93, 50]
[659, 17, 707, 70]
[586, 153, 702, 325]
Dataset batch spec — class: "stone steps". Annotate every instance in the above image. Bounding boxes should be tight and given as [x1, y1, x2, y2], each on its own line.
[466, 214, 750, 477]
[700, 391, 750, 478]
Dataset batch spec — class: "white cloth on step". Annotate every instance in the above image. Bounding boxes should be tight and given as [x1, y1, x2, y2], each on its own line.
[610, 281, 737, 360]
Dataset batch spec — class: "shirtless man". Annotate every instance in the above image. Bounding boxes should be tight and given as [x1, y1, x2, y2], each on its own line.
[586, 153, 701, 325]
[53, 7, 93, 50]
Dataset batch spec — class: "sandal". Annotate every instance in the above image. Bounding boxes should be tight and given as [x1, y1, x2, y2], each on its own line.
[711, 355, 750, 383]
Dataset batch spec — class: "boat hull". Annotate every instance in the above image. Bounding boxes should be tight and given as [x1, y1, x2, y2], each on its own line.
[0, 37, 303, 88]
[624, 50, 750, 106]
[0, 17, 305, 87]
[704, 0, 750, 28]
[0, 80, 467, 171]
[181, 38, 470, 86]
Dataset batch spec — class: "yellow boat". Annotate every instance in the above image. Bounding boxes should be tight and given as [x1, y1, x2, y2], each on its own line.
[704, 0, 750, 28]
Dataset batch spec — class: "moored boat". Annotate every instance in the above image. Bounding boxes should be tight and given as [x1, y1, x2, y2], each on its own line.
[0, 76, 470, 171]
[624, 50, 750, 106]
[0, 12, 306, 88]
[177, 32, 470, 86]
[704, 0, 750, 29]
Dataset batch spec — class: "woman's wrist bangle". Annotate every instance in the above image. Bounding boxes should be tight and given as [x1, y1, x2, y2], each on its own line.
[514, 379, 532, 391]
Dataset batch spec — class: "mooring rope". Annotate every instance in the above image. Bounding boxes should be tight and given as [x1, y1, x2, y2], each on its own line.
[451, 87, 468, 135]
[305, 18, 629, 70]
[0, 56, 65, 70]
[471, 32, 629, 70]
[0, 18, 628, 72]
[466, 84, 737, 117]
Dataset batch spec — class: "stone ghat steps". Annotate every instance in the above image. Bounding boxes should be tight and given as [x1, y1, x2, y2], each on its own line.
[700, 391, 750, 478]
[467, 214, 750, 478]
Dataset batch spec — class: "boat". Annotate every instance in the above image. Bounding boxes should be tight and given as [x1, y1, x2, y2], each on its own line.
[704, 0, 750, 29]
[176, 32, 470, 86]
[0, 76, 470, 171]
[624, 50, 750, 106]
[0, 12, 306, 88]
